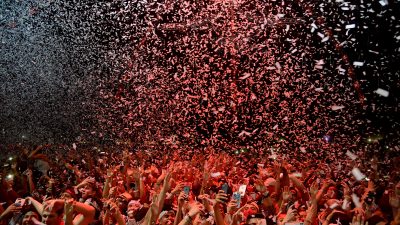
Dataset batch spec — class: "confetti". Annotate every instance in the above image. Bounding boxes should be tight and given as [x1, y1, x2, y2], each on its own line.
[353, 61, 364, 66]
[351, 194, 362, 208]
[346, 150, 357, 160]
[0, 0, 397, 160]
[374, 88, 389, 97]
[351, 168, 366, 181]
[332, 105, 345, 111]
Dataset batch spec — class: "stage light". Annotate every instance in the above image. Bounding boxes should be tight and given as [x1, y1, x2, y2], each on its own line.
[323, 135, 332, 142]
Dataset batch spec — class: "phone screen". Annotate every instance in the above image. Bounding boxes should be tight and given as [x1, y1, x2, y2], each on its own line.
[233, 192, 241, 207]
[222, 183, 229, 193]
[183, 186, 190, 195]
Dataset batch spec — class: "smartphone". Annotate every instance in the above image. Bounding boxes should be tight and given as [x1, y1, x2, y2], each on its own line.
[183, 186, 190, 195]
[238, 184, 247, 197]
[14, 198, 26, 207]
[222, 183, 229, 193]
[233, 192, 241, 207]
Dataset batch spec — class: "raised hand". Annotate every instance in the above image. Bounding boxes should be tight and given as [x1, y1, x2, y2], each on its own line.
[23, 169, 33, 177]
[104, 200, 120, 216]
[351, 213, 368, 225]
[178, 191, 188, 208]
[310, 181, 319, 200]
[64, 198, 74, 218]
[163, 170, 172, 190]
[215, 190, 229, 205]
[282, 186, 292, 202]
[341, 181, 351, 196]
[187, 202, 204, 218]
[389, 192, 400, 209]
[227, 199, 239, 214]
[171, 183, 185, 195]
[283, 204, 297, 223]
[149, 194, 159, 217]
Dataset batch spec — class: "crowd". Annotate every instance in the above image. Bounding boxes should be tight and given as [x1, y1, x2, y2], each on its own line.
[0, 143, 399, 225]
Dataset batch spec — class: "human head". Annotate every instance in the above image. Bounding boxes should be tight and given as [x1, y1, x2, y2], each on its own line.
[60, 187, 77, 200]
[242, 202, 259, 219]
[80, 180, 97, 199]
[116, 192, 132, 212]
[158, 210, 175, 225]
[325, 186, 338, 199]
[41, 201, 64, 225]
[22, 211, 40, 225]
[264, 178, 276, 194]
[127, 200, 142, 218]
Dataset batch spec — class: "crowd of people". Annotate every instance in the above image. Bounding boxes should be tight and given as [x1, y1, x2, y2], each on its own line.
[0, 143, 399, 225]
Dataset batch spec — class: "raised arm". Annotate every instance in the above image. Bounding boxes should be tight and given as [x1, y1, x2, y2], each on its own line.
[213, 190, 228, 225]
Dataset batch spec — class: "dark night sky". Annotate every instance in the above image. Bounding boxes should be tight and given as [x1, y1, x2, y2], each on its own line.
[0, 0, 399, 152]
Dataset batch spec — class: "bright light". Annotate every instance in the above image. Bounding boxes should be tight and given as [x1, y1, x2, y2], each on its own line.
[6, 174, 13, 180]
[9, 157, 13, 161]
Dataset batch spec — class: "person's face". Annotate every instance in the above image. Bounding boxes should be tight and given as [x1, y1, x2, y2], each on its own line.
[60, 192, 73, 200]
[116, 196, 128, 211]
[127, 202, 141, 218]
[326, 187, 337, 199]
[22, 211, 39, 225]
[159, 211, 175, 225]
[297, 205, 307, 219]
[42, 209, 62, 225]
[242, 203, 258, 218]
[80, 184, 95, 199]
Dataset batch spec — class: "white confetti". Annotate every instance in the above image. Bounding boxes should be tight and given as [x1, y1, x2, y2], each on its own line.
[352, 168, 366, 181]
[239, 73, 251, 80]
[379, 0, 388, 6]
[321, 36, 330, 42]
[353, 61, 364, 66]
[275, 62, 281, 70]
[332, 105, 345, 111]
[211, 172, 221, 177]
[374, 88, 389, 97]
[351, 194, 362, 208]
[346, 150, 357, 160]
[292, 172, 303, 177]
[330, 202, 339, 209]
[238, 130, 251, 137]
[345, 24, 356, 29]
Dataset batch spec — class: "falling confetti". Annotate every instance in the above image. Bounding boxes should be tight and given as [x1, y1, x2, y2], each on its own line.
[0, 0, 398, 155]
